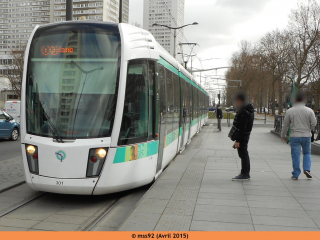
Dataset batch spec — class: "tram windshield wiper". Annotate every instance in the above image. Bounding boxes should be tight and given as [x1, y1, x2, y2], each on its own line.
[39, 102, 64, 143]
[44, 113, 65, 143]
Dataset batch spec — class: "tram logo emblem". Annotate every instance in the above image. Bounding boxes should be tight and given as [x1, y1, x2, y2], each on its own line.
[55, 151, 66, 162]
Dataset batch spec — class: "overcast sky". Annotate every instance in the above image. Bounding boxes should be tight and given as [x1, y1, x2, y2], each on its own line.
[129, 0, 301, 81]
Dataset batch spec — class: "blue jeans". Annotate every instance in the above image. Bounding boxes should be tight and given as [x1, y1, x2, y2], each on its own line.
[290, 137, 312, 178]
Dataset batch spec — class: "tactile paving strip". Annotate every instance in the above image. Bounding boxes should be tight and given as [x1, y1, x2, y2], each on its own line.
[154, 156, 207, 230]
[163, 199, 197, 216]
[154, 214, 193, 231]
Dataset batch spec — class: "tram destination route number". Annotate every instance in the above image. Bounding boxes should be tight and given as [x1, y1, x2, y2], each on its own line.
[131, 233, 188, 239]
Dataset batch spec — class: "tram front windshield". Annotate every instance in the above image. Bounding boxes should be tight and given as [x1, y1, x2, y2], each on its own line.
[26, 24, 120, 139]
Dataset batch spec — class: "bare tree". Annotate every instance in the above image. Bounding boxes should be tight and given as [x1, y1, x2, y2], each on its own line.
[287, 0, 320, 88]
[1, 47, 25, 97]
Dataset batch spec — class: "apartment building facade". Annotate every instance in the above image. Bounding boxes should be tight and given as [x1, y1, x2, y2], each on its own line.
[143, 0, 185, 58]
[0, 0, 129, 101]
[0, 0, 129, 53]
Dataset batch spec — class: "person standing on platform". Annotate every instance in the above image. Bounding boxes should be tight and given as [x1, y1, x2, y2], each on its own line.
[281, 91, 317, 180]
[216, 104, 223, 132]
[229, 92, 254, 181]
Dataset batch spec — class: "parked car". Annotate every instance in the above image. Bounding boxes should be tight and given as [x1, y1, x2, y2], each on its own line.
[255, 107, 268, 113]
[209, 107, 216, 112]
[0, 109, 20, 141]
[226, 106, 235, 112]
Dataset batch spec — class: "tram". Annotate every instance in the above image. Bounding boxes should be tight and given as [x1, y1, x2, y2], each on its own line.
[21, 21, 209, 195]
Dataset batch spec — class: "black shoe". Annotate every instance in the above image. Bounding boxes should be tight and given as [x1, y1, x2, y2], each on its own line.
[304, 171, 312, 179]
[232, 174, 250, 181]
[291, 176, 298, 180]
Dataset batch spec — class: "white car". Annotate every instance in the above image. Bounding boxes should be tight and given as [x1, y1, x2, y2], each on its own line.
[4, 101, 20, 123]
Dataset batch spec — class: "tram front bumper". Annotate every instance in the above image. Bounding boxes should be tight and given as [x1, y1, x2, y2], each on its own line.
[29, 174, 98, 195]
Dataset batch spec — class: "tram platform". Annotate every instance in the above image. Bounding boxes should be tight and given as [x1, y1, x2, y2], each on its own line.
[118, 121, 320, 231]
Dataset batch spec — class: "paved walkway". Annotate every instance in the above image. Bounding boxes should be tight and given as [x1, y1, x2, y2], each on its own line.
[119, 123, 320, 231]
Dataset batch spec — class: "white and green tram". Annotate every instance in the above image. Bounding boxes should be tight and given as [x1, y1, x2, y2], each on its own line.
[21, 21, 209, 195]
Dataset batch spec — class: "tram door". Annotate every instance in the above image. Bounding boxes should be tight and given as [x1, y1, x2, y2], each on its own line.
[156, 64, 166, 173]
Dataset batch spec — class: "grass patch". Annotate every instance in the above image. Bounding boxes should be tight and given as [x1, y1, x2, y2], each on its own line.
[208, 111, 235, 120]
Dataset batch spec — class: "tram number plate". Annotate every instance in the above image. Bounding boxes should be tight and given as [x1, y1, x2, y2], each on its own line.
[56, 181, 63, 185]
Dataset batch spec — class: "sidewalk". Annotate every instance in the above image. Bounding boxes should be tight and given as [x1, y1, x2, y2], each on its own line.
[119, 122, 320, 231]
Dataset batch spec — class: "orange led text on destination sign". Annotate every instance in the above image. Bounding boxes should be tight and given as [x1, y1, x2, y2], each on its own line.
[41, 46, 74, 56]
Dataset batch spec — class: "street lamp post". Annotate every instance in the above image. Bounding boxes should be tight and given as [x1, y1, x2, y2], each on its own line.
[152, 22, 198, 58]
[66, 0, 73, 21]
[119, 0, 123, 23]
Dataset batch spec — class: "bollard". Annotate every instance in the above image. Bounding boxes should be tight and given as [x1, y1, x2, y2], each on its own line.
[228, 112, 230, 127]
[264, 109, 266, 124]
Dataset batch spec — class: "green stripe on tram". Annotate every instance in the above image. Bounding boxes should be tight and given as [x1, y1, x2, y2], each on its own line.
[164, 129, 179, 148]
[158, 58, 179, 75]
[113, 141, 159, 164]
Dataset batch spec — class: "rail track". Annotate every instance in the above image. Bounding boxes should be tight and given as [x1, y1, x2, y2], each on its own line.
[0, 191, 46, 218]
[79, 198, 121, 231]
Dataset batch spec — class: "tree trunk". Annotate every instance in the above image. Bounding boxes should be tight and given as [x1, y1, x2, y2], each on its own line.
[278, 78, 283, 114]
[315, 90, 320, 111]
[272, 76, 276, 115]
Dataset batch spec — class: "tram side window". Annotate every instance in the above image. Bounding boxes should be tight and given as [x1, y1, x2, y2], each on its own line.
[201, 92, 205, 116]
[192, 88, 196, 119]
[173, 74, 180, 131]
[197, 90, 200, 118]
[148, 61, 156, 140]
[165, 69, 173, 133]
[188, 83, 193, 122]
[183, 81, 190, 124]
[119, 60, 149, 145]
[159, 64, 166, 121]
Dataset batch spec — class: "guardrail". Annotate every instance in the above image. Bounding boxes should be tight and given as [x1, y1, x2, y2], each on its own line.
[275, 114, 320, 134]
[315, 115, 320, 134]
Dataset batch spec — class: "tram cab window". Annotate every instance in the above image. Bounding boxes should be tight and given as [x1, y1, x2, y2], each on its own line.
[119, 60, 149, 145]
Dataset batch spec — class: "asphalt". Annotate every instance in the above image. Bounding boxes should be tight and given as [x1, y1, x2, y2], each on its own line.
[0, 138, 21, 162]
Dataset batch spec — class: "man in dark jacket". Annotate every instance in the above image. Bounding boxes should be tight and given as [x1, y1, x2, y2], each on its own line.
[216, 104, 223, 131]
[232, 93, 254, 180]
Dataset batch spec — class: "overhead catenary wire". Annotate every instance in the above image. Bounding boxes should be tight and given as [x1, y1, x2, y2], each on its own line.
[159, 0, 217, 87]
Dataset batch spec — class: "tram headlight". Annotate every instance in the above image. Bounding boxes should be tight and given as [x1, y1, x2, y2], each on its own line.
[25, 144, 39, 174]
[86, 148, 108, 177]
[95, 148, 107, 158]
[26, 145, 36, 154]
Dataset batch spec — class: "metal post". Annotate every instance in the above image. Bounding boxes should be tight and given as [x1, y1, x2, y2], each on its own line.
[264, 107, 267, 124]
[66, 0, 73, 21]
[173, 29, 177, 59]
[119, 0, 123, 23]
[228, 112, 230, 127]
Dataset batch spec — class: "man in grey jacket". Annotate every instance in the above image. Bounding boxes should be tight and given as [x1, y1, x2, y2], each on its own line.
[281, 91, 317, 180]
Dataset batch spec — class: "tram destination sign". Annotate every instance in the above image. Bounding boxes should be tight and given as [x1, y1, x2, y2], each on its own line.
[41, 46, 74, 56]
